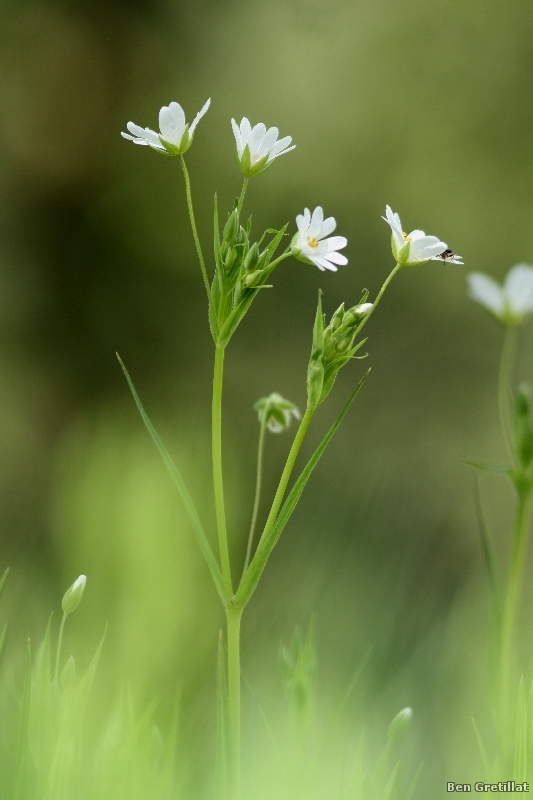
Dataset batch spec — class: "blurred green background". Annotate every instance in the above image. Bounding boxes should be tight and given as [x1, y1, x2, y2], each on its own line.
[1, 0, 533, 795]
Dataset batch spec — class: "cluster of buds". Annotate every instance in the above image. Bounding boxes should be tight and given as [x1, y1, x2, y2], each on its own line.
[307, 294, 372, 409]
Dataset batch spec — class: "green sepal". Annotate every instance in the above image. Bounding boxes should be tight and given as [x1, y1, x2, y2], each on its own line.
[239, 145, 269, 177]
[117, 355, 228, 603]
[235, 373, 370, 608]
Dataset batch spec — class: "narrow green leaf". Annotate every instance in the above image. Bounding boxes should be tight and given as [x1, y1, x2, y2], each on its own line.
[474, 479, 501, 627]
[406, 762, 423, 800]
[0, 567, 9, 599]
[0, 624, 7, 665]
[73, 623, 107, 714]
[464, 459, 511, 475]
[383, 761, 400, 800]
[472, 717, 491, 779]
[117, 355, 227, 604]
[12, 640, 34, 800]
[236, 372, 370, 606]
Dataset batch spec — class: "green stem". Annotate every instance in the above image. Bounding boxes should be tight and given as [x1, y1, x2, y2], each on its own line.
[237, 177, 248, 216]
[226, 605, 242, 800]
[54, 612, 67, 686]
[500, 489, 532, 729]
[179, 156, 211, 301]
[498, 325, 518, 466]
[258, 407, 314, 547]
[354, 262, 402, 340]
[243, 409, 268, 576]
[213, 345, 233, 595]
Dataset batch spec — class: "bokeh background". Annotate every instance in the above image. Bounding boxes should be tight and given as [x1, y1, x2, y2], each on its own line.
[1, 0, 533, 795]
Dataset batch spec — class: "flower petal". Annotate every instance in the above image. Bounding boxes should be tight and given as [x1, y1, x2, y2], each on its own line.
[308, 207, 324, 239]
[322, 250, 348, 266]
[268, 135, 293, 158]
[323, 235, 347, 252]
[319, 216, 337, 238]
[467, 273, 505, 316]
[504, 264, 533, 314]
[231, 118, 243, 156]
[189, 98, 211, 136]
[249, 123, 266, 158]
[256, 126, 279, 158]
[408, 237, 446, 262]
[159, 102, 186, 145]
[313, 255, 338, 272]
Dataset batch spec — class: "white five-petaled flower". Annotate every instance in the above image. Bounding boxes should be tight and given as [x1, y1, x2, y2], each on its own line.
[231, 118, 295, 177]
[382, 205, 447, 266]
[291, 207, 348, 272]
[467, 264, 533, 326]
[122, 99, 211, 156]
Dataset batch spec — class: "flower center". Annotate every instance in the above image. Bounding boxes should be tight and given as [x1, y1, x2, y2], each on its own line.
[402, 231, 412, 242]
[306, 236, 320, 248]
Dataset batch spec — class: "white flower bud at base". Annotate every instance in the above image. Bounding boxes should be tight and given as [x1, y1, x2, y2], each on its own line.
[62, 575, 86, 616]
[387, 707, 413, 744]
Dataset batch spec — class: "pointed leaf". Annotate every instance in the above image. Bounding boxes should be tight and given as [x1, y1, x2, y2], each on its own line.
[472, 717, 492, 779]
[464, 459, 511, 475]
[12, 640, 35, 800]
[0, 567, 9, 599]
[236, 372, 370, 606]
[117, 356, 227, 604]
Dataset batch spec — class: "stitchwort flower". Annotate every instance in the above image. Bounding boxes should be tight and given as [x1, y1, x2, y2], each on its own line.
[467, 264, 533, 326]
[122, 99, 211, 155]
[382, 205, 447, 266]
[254, 393, 301, 433]
[291, 207, 348, 272]
[231, 118, 295, 177]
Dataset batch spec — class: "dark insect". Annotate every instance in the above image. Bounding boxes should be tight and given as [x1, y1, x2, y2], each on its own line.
[432, 248, 463, 265]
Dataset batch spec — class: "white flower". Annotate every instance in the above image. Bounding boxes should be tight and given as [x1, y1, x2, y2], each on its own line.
[467, 264, 533, 325]
[291, 207, 348, 272]
[382, 205, 447, 266]
[254, 393, 301, 433]
[122, 99, 211, 156]
[62, 574, 87, 616]
[231, 118, 295, 177]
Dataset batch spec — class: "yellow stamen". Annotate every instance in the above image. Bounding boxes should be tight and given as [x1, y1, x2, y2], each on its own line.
[306, 236, 319, 248]
[402, 231, 412, 242]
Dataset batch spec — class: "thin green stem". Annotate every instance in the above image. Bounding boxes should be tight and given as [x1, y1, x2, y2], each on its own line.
[258, 407, 314, 547]
[54, 612, 67, 686]
[237, 177, 249, 216]
[226, 605, 242, 800]
[243, 410, 268, 577]
[179, 156, 211, 301]
[500, 489, 532, 731]
[498, 325, 518, 466]
[354, 263, 402, 340]
[213, 345, 233, 595]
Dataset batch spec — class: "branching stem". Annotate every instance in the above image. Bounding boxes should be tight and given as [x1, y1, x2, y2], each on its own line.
[180, 156, 211, 301]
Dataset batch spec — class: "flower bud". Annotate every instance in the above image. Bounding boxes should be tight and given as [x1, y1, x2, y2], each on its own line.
[254, 392, 300, 433]
[60, 655, 76, 690]
[244, 242, 260, 272]
[342, 303, 373, 327]
[330, 303, 345, 331]
[62, 575, 86, 616]
[223, 210, 239, 243]
[244, 270, 263, 288]
[387, 707, 413, 744]
[224, 247, 237, 271]
[307, 294, 325, 409]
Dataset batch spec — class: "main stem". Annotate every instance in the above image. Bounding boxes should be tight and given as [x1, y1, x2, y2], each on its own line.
[259, 407, 314, 546]
[226, 605, 242, 800]
[498, 325, 517, 466]
[500, 489, 532, 735]
[213, 345, 232, 594]
[243, 411, 268, 575]
[237, 177, 248, 216]
[179, 156, 211, 301]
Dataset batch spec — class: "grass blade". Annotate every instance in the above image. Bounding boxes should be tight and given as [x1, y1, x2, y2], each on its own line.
[472, 717, 492, 779]
[117, 355, 227, 604]
[236, 372, 369, 606]
[12, 640, 34, 800]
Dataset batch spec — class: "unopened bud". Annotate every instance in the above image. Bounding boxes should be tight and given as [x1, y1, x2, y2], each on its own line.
[330, 304, 345, 331]
[62, 575, 86, 616]
[60, 655, 76, 689]
[224, 247, 237, 271]
[343, 302, 373, 327]
[387, 707, 413, 744]
[244, 242, 260, 272]
[244, 270, 263, 288]
[223, 210, 239, 243]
